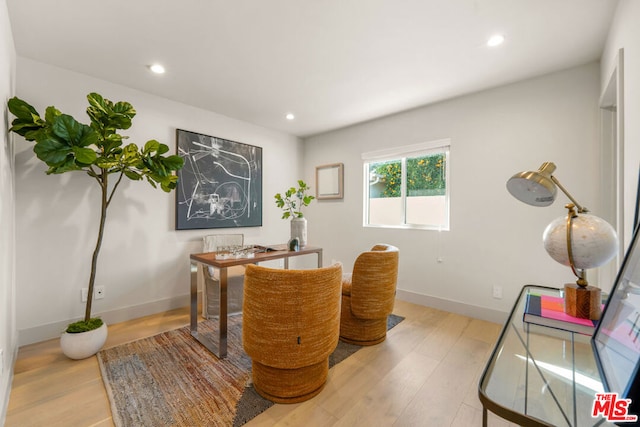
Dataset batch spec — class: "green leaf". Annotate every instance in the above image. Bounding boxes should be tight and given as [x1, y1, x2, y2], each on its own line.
[123, 143, 138, 155]
[124, 169, 142, 180]
[86, 93, 108, 115]
[7, 98, 53, 140]
[95, 157, 120, 169]
[23, 127, 49, 142]
[86, 93, 136, 132]
[143, 140, 160, 155]
[99, 134, 125, 156]
[7, 97, 40, 121]
[49, 156, 82, 174]
[157, 143, 169, 155]
[72, 146, 97, 165]
[112, 101, 136, 129]
[161, 155, 184, 171]
[155, 174, 178, 192]
[51, 114, 98, 147]
[33, 137, 72, 165]
[145, 176, 158, 189]
[44, 106, 61, 123]
[9, 120, 43, 138]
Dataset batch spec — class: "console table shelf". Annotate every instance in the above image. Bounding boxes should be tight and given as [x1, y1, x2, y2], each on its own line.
[478, 285, 613, 426]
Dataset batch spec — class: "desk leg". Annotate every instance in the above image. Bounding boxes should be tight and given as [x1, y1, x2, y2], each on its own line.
[318, 250, 323, 268]
[190, 261, 198, 334]
[284, 257, 289, 269]
[218, 268, 228, 358]
[189, 261, 228, 359]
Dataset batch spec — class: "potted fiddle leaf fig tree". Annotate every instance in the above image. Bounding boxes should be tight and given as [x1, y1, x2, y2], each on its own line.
[8, 93, 184, 359]
[274, 180, 315, 247]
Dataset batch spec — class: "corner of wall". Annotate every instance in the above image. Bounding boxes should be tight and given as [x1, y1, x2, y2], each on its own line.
[1, 0, 18, 422]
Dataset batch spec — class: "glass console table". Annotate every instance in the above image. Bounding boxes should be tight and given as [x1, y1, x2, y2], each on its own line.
[478, 285, 613, 426]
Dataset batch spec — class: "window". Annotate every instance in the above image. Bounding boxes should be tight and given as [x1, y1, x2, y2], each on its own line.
[363, 140, 449, 230]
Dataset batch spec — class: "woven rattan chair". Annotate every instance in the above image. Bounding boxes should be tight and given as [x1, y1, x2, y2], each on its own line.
[242, 263, 342, 403]
[339, 244, 399, 345]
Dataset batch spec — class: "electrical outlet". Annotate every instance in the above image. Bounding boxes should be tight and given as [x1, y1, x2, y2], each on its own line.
[492, 285, 503, 299]
[82, 287, 105, 301]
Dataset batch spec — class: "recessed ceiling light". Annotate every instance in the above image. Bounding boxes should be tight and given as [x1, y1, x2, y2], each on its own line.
[487, 34, 505, 47]
[286, 113, 295, 120]
[149, 64, 166, 74]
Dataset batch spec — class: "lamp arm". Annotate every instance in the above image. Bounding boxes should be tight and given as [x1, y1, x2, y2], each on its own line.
[550, 176, 588, 213]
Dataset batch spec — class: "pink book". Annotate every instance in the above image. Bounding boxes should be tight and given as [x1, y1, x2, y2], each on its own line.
[524, 293, 599, 335]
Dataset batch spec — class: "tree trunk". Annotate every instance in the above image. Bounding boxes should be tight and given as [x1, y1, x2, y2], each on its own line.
[85, 174, 109, 323]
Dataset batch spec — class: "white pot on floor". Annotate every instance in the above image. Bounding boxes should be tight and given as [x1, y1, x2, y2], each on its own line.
[60, 322, 108, 360]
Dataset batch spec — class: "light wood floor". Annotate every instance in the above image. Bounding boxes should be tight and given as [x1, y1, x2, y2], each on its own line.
[6, 300, 515, 426]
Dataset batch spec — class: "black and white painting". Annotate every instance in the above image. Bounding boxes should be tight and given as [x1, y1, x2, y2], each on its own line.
[175, 129, 262, 230]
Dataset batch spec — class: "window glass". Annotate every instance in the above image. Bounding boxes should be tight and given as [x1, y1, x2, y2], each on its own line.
[364, 143, 449, 230]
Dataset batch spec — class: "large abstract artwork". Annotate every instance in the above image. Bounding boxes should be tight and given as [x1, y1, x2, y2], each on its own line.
[176, 129, 262, 230]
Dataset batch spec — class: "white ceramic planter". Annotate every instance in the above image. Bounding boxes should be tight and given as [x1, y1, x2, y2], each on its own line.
[60, 322, 108, 360]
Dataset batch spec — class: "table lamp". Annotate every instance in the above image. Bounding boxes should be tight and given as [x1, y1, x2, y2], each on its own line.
[506, 162, 618, 320]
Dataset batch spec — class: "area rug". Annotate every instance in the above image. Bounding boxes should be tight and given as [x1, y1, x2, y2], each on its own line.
[98, 314, 404, 427]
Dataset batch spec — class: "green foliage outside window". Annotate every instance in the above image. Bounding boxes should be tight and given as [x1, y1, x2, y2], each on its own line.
[370, 153, 446, 198]
[371, 160, 402, 197]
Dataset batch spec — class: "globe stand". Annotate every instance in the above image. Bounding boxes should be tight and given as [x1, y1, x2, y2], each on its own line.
[561, 204, 603, 320]
[564, 283, 602, 320]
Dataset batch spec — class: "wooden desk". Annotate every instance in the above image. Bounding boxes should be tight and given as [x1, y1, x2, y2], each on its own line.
[189, 244, 323, 359]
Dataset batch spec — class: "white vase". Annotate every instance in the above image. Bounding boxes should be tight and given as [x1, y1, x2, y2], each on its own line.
[60, 322, 108, 360]
[290, 217, 307, 247]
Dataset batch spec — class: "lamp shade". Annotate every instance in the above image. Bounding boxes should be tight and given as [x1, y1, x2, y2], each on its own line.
[506, 162, 557, 207]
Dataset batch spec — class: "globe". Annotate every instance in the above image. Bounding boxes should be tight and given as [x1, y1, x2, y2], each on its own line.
[542, 213, 618, 270]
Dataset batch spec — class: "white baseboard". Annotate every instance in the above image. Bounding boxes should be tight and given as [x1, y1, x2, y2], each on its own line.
[395, 289, 508, 325]
[18, 292, 196, 347]
[18, 289, 507, 346]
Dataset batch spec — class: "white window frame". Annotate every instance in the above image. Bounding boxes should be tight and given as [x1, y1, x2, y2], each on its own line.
[362, 139, 450, 231]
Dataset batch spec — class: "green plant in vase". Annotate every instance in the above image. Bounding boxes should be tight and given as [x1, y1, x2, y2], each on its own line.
[274, 180, 315, 218]
[274, 180, 315, 247]
[8, 93, 184, 346]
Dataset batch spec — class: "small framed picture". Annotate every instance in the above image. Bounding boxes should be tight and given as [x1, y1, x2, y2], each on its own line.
[316, 163, 344, 200]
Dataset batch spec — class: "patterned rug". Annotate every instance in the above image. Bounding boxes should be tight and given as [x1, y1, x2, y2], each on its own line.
[98, 314, 404, 427]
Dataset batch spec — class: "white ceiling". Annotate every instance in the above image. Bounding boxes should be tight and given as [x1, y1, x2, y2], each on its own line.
[7, 0, 618, 138]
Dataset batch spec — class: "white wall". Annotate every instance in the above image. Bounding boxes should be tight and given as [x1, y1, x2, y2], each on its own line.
[303, 63, 603, 322]
[601, 0, 640, 249]
[14, 57, 303, 345]
[0, 0, 16, 422]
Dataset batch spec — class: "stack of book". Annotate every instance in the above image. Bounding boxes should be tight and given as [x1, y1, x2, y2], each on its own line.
[523, 293, 601, 335]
